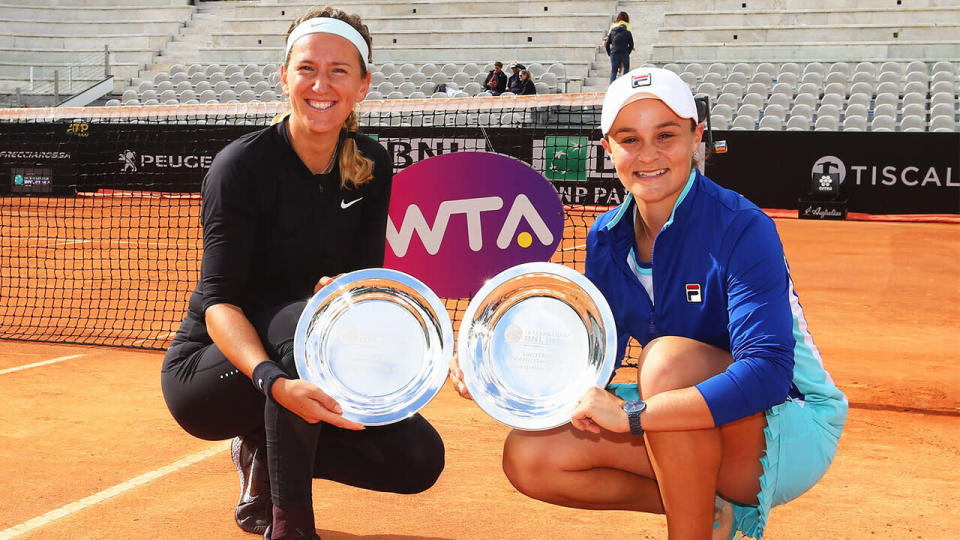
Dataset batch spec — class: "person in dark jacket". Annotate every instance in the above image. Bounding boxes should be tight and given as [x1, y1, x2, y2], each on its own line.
[485, 61, 508, 95]
[605, 12, 634, 82]
[507, 61, 525, 94]
[517, 69, 537, 95]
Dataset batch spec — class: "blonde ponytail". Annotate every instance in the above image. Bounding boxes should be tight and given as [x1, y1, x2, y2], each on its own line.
[338, 110, 375, 188]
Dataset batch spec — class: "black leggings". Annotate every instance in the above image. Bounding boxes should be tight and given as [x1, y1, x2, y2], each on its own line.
[161, 300, 445, 508]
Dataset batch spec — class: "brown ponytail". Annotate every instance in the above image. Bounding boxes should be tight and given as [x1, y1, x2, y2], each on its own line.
[338, 109, 375, 188]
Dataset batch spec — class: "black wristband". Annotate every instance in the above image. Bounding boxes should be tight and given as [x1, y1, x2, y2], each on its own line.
[252, 361, 287, 402]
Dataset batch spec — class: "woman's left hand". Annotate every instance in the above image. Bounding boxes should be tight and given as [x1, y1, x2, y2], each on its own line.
[570, 386, 631, 434]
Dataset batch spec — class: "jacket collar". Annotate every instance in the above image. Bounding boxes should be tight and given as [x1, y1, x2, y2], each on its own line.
[602, 169, 698, 231]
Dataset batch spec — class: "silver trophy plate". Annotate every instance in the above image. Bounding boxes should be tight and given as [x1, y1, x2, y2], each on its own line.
[294, 268, 453, 426]
[458, 262, 617, 431]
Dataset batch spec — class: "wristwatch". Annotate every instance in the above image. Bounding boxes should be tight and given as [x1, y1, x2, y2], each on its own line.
[622, 399, 647, 435]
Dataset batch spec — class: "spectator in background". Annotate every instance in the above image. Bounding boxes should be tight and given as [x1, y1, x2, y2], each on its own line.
[605, 11, 634, 82]
[507, 61, 525, 94]
[517, 69, 537, 95]
[485, 61, 508, 95]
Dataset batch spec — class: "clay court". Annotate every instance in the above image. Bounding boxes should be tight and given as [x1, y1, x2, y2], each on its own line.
[1, 216, 958, 539]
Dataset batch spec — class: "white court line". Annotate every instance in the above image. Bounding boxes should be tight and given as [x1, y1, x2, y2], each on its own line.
[559, 243, 586, 252]
[0, 440, 231, 539]
[0, 354, 86, 375]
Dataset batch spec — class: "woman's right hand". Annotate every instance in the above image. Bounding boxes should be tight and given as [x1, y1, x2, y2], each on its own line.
[448, 354, 472, 400]
[271, 378, 365, 430]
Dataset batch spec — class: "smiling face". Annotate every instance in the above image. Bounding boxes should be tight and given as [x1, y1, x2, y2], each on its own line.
[280, 32, 371, 141]
[601, 98, 704, 211]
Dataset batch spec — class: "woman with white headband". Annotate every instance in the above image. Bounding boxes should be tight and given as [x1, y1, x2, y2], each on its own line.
[450, 67, 846, 539]
[161, 7, 444, 540]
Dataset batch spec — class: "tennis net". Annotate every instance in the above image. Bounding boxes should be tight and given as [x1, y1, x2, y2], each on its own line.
[0, 95, 630, 351]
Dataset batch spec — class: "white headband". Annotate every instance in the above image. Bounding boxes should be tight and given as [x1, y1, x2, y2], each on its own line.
[284, 17, 371, 70]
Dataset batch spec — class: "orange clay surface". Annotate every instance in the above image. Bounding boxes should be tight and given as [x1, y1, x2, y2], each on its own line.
[1, 218, 958, 539]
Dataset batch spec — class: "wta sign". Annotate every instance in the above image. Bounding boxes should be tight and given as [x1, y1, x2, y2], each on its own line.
[384, 152, 564, 298]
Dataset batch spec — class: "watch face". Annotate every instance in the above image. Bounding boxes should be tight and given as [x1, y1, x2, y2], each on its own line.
[624, 400, 646, 414]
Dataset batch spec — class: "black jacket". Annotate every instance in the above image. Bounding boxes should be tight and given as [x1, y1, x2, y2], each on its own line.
[485, 70, 507, 93]
[605, 24, 634, 55]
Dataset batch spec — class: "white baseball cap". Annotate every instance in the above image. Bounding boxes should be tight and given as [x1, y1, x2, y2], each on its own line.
[600, 67, 698, 135]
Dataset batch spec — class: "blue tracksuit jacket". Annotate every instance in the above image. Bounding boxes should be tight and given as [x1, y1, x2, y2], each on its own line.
[586, 171, 847, 427]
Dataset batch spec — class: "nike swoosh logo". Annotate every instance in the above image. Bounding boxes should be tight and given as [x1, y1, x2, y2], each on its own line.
[340, 197, 363, 209]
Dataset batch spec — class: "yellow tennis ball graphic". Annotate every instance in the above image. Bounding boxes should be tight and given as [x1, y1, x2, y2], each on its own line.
[517, 232, 533, 248]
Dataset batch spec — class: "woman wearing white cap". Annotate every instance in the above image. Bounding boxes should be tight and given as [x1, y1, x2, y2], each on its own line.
[161, 7, 444, 540]
[452, 67, 846, 539]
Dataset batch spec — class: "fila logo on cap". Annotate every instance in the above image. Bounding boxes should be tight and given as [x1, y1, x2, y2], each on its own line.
[685, 283, 702, 303]
[632, 73, 651, 88]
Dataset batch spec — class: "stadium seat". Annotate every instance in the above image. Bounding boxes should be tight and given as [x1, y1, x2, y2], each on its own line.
[817, 103, 841, 120]
[370, 72, 386, 87]
[458, 82, 479, 95]
[931, 71, 955, 85]
[170, 64, 187, 76]
[779, 62, 801, 76]
[153, 72, 170, 85]
[248, 72, 265, 85]
[750, 72, 773, 87]
[770, 82, 793, 97]
[206, 64, 223, 77]
[187, 72, 204, 85]
[814, 116, 838, 131]
[706, 63, 727, 77]
[842, 116, 867, 132]
[684, 63, 705, 78]
[136, 81, 154, 93]
[903, 81, 928, 96]
[364, 90, 382, 101]
[527, 63, 546, 78]
[696, 82, 719, 99]
[872, 103, 897, 118]
[877, 71, 902, 84]
[758, 116, 782, 131]
[845, 103, 869, 118]
[663, 63, 683, 74]
[901, 103, 926, 119]
[793, 93, 817, 109]
[902, 92, 926, 109]
[721, 82, 744, 99]
[906, 61, 929, 76]
[262, 64, 278, 77]
[121, 89, 138, 101]
[679, 72, 698, 87]
[726, 72, 748, 86]
[709, 115, 729, 130]
[227, 72, 244, 85]
[824, 71, 848, 85]
[763, 104, 787, 121]
[430, 72, 448, 85]
[931, 80, 956, 95]
[846, 93, 871, 110]
[736, 103, 760, 121]
[930, 102, 955, 118]
[408, 91, 426, 100]
[235, 81, 252, 94]
[141, 89, 158, 102]
[711, 103, 734, 122]
[386, 91, 404, 100]
[880, 61, 905, 76]
[224, 64, 242, 77]
[198, 89, 217, 103]
[741, 93, 765, 108]
[408, 72, 426, 86]
[212, 80, 230, 94]
[702, 73, 723, 86]
[849, 82, 874, 97]
[803, 62, 827, 76]
[187, 63, 204, 76]
[431, 92, 448, 99]
[105, 98, 121, 107]
[419, 82, 437, 95]
[418, 63, 437, 77]
[776, 72, 799, 86]
[851, 71, 875, 84]
[534, 82, 550, 95]
[195, 81, 212, 93]
[218, 89, 236, 102]
[207, 72, 225, 85]
[539, 72, 558, 89]
[900, 115, 925, 132]
[874, 92, 899, 109]
[377, 82, 395, 95]
[870, 116, 895, 132]
[441, 63, 459, 76]
[547, 63, 567, 79]
[829, 62, 852, 76]
[730, 115, 755, 130]
[237, 90, 256, 103]
[800, 72, 824, 87]
[905, 71, 929, 85]
[398, 63, 417, 77]
[178, 89, 196, 102]
[715, 93, 739, 108]
[766, 93, 791, 109]
[855, 62, 878, 76]
[755, 63, 776, 77]
[823, 82, 846, 98]
[388, 72, 405, 86]
[242, 64, 259, 77]
[875, 81, 901, 96]
[158, 89, 176, 102]
[790, 103, 814, 120]
[453, 72, 470, 87]
[931, 92, 956, 109]
[930, 116, 956, 132]
[378, 63, 397, 76]
[785, 115, 809, 131]
[398, 82, 417, 96]
[731, 63, 753, 76]
[931, 61, 956, 75]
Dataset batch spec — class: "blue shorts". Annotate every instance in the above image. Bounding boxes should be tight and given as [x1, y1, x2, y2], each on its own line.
[607, 385, 843, 539]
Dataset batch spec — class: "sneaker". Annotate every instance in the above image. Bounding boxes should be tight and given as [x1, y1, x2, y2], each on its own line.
[231, 436, 272, 534]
